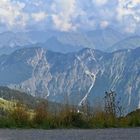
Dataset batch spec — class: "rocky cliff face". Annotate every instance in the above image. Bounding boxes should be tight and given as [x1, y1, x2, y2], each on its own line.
[0, 47, 139, 113]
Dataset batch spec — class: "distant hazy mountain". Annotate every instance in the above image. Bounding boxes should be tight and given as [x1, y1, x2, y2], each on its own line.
[108, 36, 140, 52]
[0, 28, 126, 55]
[0, 32, 32, 48]
[37, 37, 84, 53]
[86, 27, 124, 50]
[0, 31, 91, 55]
[0, 31, 32, 55]
[0, 47, 139, 113]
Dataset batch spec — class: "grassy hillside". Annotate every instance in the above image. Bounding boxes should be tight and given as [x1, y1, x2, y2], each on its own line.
[0, 86, 62, 112]
[0, 98, 15, 111]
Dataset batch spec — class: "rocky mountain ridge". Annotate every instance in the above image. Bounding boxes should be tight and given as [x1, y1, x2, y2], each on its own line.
[0, 47, 139, 113]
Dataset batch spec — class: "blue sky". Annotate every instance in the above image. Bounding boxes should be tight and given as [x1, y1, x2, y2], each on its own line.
[0, 0, 140, 33]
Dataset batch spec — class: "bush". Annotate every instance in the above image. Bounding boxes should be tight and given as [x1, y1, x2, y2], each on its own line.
[33, 101, 48, 127]
[89, 111, 106, 128]
[9, 102, 30, 127]
[0, 117, 16, 128]
[0, 94, 140, 129]
[128, 115, 140, 127]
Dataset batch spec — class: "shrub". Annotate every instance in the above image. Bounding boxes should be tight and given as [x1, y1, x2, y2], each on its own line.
[9, 102, 30, 127]
[89, 111, 106, 128]
[33, 101, 48, 126]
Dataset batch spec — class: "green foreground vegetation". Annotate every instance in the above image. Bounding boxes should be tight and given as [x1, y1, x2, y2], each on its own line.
[0, 87, 140, 129]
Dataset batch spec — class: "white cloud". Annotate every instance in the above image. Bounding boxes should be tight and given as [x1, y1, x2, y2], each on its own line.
[32, 12, 47, 22]
[100, 21, 109, 28]
[124, 21, 137, 33]
[92, 0, 108, 6]
[0, 0, 140, 33]
[51, 0, 77, 31]
[0, 0, 28, 29]
[116, 0, 140, 32]
[117, 0, 140, 19]
[32, 0, 43, 7]
[52, 15, 76, 32]
[117, 0, 133, 21]
[127, 0, 140, 8]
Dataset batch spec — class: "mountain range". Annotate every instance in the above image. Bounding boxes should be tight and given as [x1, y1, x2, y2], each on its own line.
[0, 28, 136, 55]
[0, 47, 139, 113]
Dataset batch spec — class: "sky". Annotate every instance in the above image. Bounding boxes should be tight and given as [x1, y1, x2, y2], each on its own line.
[0, 0, 140, 33]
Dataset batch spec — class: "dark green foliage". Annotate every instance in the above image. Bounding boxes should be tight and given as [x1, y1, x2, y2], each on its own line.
[126, 109, 140, 127]
[9, 102, 30, 127]
[0, 88, 140, 129]
[60, 110, 89, 128]
[0, 103, 140, 129]
[33, 101, 48, 126]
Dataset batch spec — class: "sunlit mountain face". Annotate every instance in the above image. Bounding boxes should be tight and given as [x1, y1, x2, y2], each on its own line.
[0, 0, 140, 114]
[0, 47, 140, 113]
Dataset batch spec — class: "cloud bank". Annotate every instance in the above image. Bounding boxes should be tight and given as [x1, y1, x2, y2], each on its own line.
[0, 0, 140, 33]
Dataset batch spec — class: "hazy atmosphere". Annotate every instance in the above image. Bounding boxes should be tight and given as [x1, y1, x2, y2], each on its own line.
[0, 0, 140, 140]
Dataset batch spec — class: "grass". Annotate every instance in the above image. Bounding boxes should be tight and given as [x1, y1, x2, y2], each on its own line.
[0, 98, 140, 129]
